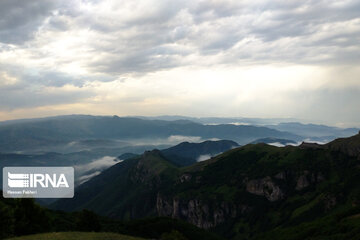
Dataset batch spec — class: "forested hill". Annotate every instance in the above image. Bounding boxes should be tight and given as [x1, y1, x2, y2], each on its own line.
[52, 132, 360, 239]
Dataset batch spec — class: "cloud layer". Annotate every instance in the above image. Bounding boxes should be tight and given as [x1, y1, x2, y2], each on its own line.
[75, 156, 120, 184]
[0, 0, 359, 126]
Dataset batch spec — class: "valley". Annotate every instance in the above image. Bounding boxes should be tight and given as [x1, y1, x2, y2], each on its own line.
[1, 116, 359, 239]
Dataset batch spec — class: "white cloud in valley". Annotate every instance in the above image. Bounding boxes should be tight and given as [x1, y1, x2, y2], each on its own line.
[74, 156, 120, 184]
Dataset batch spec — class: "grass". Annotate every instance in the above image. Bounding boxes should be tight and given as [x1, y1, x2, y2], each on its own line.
[6, 232, 146, 240]
[291, 194, 324, 219]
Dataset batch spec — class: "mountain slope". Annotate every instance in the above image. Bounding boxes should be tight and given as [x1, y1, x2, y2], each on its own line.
[0, 143, 170, 188]
[52, 150, 178, 218]
[161, 140, 239, 166]
[52, 132, 360, 239]
[0, 195, 223, 240]
[6, 232, 145, 240]
[326, 130, 360, 158]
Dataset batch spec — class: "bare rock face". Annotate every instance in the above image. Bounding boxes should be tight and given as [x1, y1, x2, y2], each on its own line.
[130, 161, 160, 187]
[324, 194, 337, 211]
[299, 142, 325, 149]
[245, 176, 285, 202]
[156, 194, 249, 229]
[179, 173, 192, 183]
[295, 171, 325, 191]
[296, 171, 310, 190]
[130, 150, 164, 188]
[326, 132, 360, 159]
[156, 193, 174, 216]
[274, 172, 287, 180]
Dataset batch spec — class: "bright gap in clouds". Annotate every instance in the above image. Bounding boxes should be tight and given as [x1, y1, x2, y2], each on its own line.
[0, 64, 360, 127]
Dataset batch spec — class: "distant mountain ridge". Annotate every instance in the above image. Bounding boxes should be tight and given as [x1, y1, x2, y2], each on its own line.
[0, 144, 170, 188]
[0, 115, 299, 152]
[133, 115, 299, 125]
[250, 137, 297, 145]
[267, 122, 358, 139]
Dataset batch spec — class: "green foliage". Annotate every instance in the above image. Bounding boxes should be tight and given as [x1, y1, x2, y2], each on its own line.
[161, 230, 188, 240]
[162, 140, 239, 166]
[1, 195, 220, 240]
[0, 200, 14, 239]
[253, 212, 360, 240]
[113, 217, 224, 240]
[75, 209, 101, 232]
[6, 232, 145, 240]
[13, 199, 51, 236]
[0, 197, 51, 239]
[52, 133, 360, 240]
[8, 133, 360, 240]
[291, 194, 324, 219]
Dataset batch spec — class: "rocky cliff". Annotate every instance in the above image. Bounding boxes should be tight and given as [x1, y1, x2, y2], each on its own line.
[156, 193, 249, 229]
[52, 133, 360, 239]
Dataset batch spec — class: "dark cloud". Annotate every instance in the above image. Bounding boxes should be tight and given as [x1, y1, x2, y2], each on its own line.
[89, 41, 189, 74]
[250, 1, 360, 42]
[0, 0, 359, 124]
[27, 71, 86, 87]
[0, 0, 56, 44]
[47, 16, 70, 31]
[0, 65, 95, 109]
[1, 0, 360, 70]
[0, 64, 86, 87]
[0, 86, 94, 110]
[79, 0, 360, 74]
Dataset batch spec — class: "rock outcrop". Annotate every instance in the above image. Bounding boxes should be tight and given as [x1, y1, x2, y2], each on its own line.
[245, 176, 285, 201]
[130, 150, 164, 188]
[299, 142, 325, 149]
[156, 194, 249, 229]
[296, 171, 325, 191]
[179, 173, 192, 183]
[326, 132, 360, 159]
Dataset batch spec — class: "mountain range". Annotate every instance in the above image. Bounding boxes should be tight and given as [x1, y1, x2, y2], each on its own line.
[1, 115, 357, 154]
[1, 115, 360, 239]
[52, 131, 360, 239]
[266, 122, 359, 141]
[0, 139, 238, 189]
[0, 115, 302, 153]
[135, 116, 359, 140]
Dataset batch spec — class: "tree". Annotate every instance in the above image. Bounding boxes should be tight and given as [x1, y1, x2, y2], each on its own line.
[75, 209, 101, 232]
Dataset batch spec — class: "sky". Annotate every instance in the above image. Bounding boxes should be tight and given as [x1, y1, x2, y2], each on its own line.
[0, 0, 359, 127]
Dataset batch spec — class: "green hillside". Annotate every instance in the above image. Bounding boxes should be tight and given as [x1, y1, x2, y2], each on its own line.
[0, 197, 223, 240]
[52, 132, 360, 239]
[161, 140, 239, 166]
[6, 232, 144, 240]
[52, 150, 179, 218]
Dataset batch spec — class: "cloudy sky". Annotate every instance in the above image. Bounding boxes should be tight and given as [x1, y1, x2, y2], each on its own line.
[0, 0, 359, 126]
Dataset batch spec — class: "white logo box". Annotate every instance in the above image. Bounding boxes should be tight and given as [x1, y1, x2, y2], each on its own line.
[3, 167, 74, 198]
